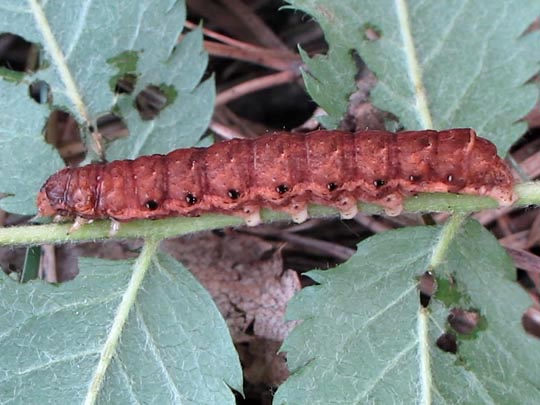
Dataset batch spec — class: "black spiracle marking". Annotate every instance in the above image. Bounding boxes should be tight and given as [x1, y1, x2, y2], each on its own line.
[185, 193, 198, 205]
[145, 200, 159, 210]
[327, 182, 339, 191]
[228, 189, 241, 200]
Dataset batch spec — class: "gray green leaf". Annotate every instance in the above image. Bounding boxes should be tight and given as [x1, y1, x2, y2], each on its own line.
[106, 26, 215, 159]
[0, 80, 63, 215]
[286, 0, 540, 154]
[0, 251, 242, 404]
[0, 0, 187, 124]
[274, 221, 539, 403]
[0, 0, 214, 214]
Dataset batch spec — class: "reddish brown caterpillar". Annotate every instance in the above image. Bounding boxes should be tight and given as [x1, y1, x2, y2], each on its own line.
[37, 129, 516, 228]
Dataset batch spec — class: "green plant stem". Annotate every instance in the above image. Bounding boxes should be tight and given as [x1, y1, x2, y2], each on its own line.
[429, 213, 467, 269]
[1, 182, 539, 246]
[514, 182, 540, 206]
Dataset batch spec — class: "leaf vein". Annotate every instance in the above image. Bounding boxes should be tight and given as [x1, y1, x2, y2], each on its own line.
[0, 349, 100, 383]
[442, 2, 509, 124]
[0, 292, 123, 345]
[421, 0, 468, 68]
[395, 0, 433, 129]
[65, 0, 94, 59]
[84, 239, 158, 405]
[28, 0, 90, 123]
[114, 356, 142, 405]
[134, 302, 186, 404]
[355, 339, 417, 402]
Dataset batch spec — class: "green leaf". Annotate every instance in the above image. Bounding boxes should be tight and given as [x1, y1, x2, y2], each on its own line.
[432, 220, 540, 402]
[0, 247, 242, 403]
[274, 220, 539, 404]
[0, 0, 214, 214]
[107, 26, 215, 160]
[286, 0, 540, 154]
[21, 246, 41, 282]
[0, 80, 64, 215]
[297, 47, 356, 129]
[0, 0, 188, 124]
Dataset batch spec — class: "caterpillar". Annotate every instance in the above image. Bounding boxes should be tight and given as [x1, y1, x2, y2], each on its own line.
[37, 128, 516, 229]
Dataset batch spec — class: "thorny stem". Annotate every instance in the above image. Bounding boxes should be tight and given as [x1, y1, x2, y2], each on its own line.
[0, 182, 538, 247]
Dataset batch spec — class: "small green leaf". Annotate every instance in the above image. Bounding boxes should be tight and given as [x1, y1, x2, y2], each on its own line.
[297, 47, 356, 129]
[286, 0, 540, 154]
[275, 221, 540, 403]
[0, 250, 242, 403]
[107, 50, 139, 92]
[106, 27, 215, 159]
[21, 246, 41, 282]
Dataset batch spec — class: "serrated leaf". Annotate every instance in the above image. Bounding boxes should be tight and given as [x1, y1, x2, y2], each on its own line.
[297, 47, 356, 129]
[0, 250, 242, 404]
[0, 0, 187, 123]
[0, 0, 214, 214]
[106, 26, 215, 159]
[274, 221, 540, 404]
[287, 0, 540, 154]
[431, 220, 540, 402]
[0, 80, 63, 215]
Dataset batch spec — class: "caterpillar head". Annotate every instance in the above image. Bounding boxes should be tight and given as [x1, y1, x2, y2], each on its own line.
[36, 168, 71, 217]
[37, 188, 59, 217]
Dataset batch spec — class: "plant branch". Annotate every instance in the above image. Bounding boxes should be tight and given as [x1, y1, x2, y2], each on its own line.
[201, 40, 301, 71]
[1, 182, 539, 247]
[216, 70, 301, 106]
[429, 213, 467, 269]
[183, 21, 301, 71]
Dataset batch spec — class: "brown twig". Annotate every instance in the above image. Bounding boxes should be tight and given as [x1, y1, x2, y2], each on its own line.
[216, 70, 301, 106]
[354, 214, 393, 233]
[243, 227, 356, 262]
[185, 20, 281, 53]
[209, 121, 247, 140]
[212, 106, 270, 139]
[186, 0, 254, 41]
[501, 245, 540, 274]
[203, 40, 301, 71]
[183, 21, 301, 71]
[220, 0, 289, 50]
